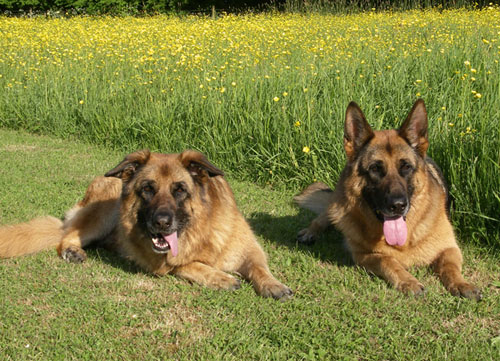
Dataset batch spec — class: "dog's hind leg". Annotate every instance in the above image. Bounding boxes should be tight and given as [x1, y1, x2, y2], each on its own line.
[57, 176, 121, 263]
[294, 182, 336, 244]
[58, 203, 118, 263]
[296, 210, 331, 244]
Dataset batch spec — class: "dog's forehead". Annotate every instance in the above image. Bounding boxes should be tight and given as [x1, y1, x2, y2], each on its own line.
[142, 153, 191, 181]
[365, 130, 415, 162]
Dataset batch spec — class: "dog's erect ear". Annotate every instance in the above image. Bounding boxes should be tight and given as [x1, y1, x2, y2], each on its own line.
[344, 102, 374, 161]
[398, 99, 429, 156]
[180, 150, 224, 182]
[105, 150, 151, 181]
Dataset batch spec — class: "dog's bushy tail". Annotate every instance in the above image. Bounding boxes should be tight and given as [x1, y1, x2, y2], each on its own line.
[293, 182, 334, 215]
[0, 217, 63, 258]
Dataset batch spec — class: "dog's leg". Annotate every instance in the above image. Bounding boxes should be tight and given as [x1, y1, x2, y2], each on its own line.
[296, 210, 330, 244]
[58, 202, 118, 263]
[432, 247, 481, 300]
[173, 262, 241, 290]
[355, 253, 425, 295]
[58, 176, 121, 263]
[238, 245, 293, 301]
[57, 205, 91, 263]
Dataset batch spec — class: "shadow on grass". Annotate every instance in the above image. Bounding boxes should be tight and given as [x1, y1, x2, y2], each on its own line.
[85, 246, 144, 275]
[248, 209, 354, 267]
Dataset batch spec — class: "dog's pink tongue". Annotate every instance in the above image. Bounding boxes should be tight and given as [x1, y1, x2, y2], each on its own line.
[383, 216, 407, 246]
[163, 232, 178, 257]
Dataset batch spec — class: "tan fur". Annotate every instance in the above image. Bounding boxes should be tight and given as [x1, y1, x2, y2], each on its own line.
[0, 217, 63, 257]
[294, 182, 335, 215]
[0, 150, 292, 300]
[295, 100, 481, 300]
[57, 176, 122, 263]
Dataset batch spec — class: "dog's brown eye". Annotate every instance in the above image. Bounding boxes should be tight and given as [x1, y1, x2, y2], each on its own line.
[139, 182, 156, 201]
[400, 161, 413, 174]
[369, 163, 383, 174]
[141, 183, 156, 195]
[172, 182, 188, 198]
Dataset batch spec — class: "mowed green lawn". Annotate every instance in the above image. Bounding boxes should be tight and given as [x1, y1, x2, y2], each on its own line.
[0, 129, 498, 360]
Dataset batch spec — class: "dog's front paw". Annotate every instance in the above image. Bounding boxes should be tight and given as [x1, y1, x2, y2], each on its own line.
[259, 280, 294, 301]
[60, 246, 87, 263]
[208, 272, 241, 291]
[398, 279, 425, 296]
[297, 228, 316, 245]
[448, 282, 482, 301]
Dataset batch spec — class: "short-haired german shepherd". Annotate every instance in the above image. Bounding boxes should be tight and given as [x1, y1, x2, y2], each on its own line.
[0, 150, 292, 300]
[295, 100, 481, 300]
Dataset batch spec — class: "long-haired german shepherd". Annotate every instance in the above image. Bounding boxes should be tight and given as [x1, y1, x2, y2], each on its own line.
[0, 150, 292, 300]
[295, 100, 481, 300]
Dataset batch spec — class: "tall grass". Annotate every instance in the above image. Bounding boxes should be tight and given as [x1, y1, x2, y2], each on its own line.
[0, 9, 499, 247]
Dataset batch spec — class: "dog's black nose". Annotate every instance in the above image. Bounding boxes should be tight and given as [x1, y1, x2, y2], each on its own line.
[154, 211, 173, 230]
[387, 195, 408, 215]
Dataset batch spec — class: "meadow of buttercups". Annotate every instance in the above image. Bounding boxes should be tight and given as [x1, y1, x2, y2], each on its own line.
[0, 8, 499, 246]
